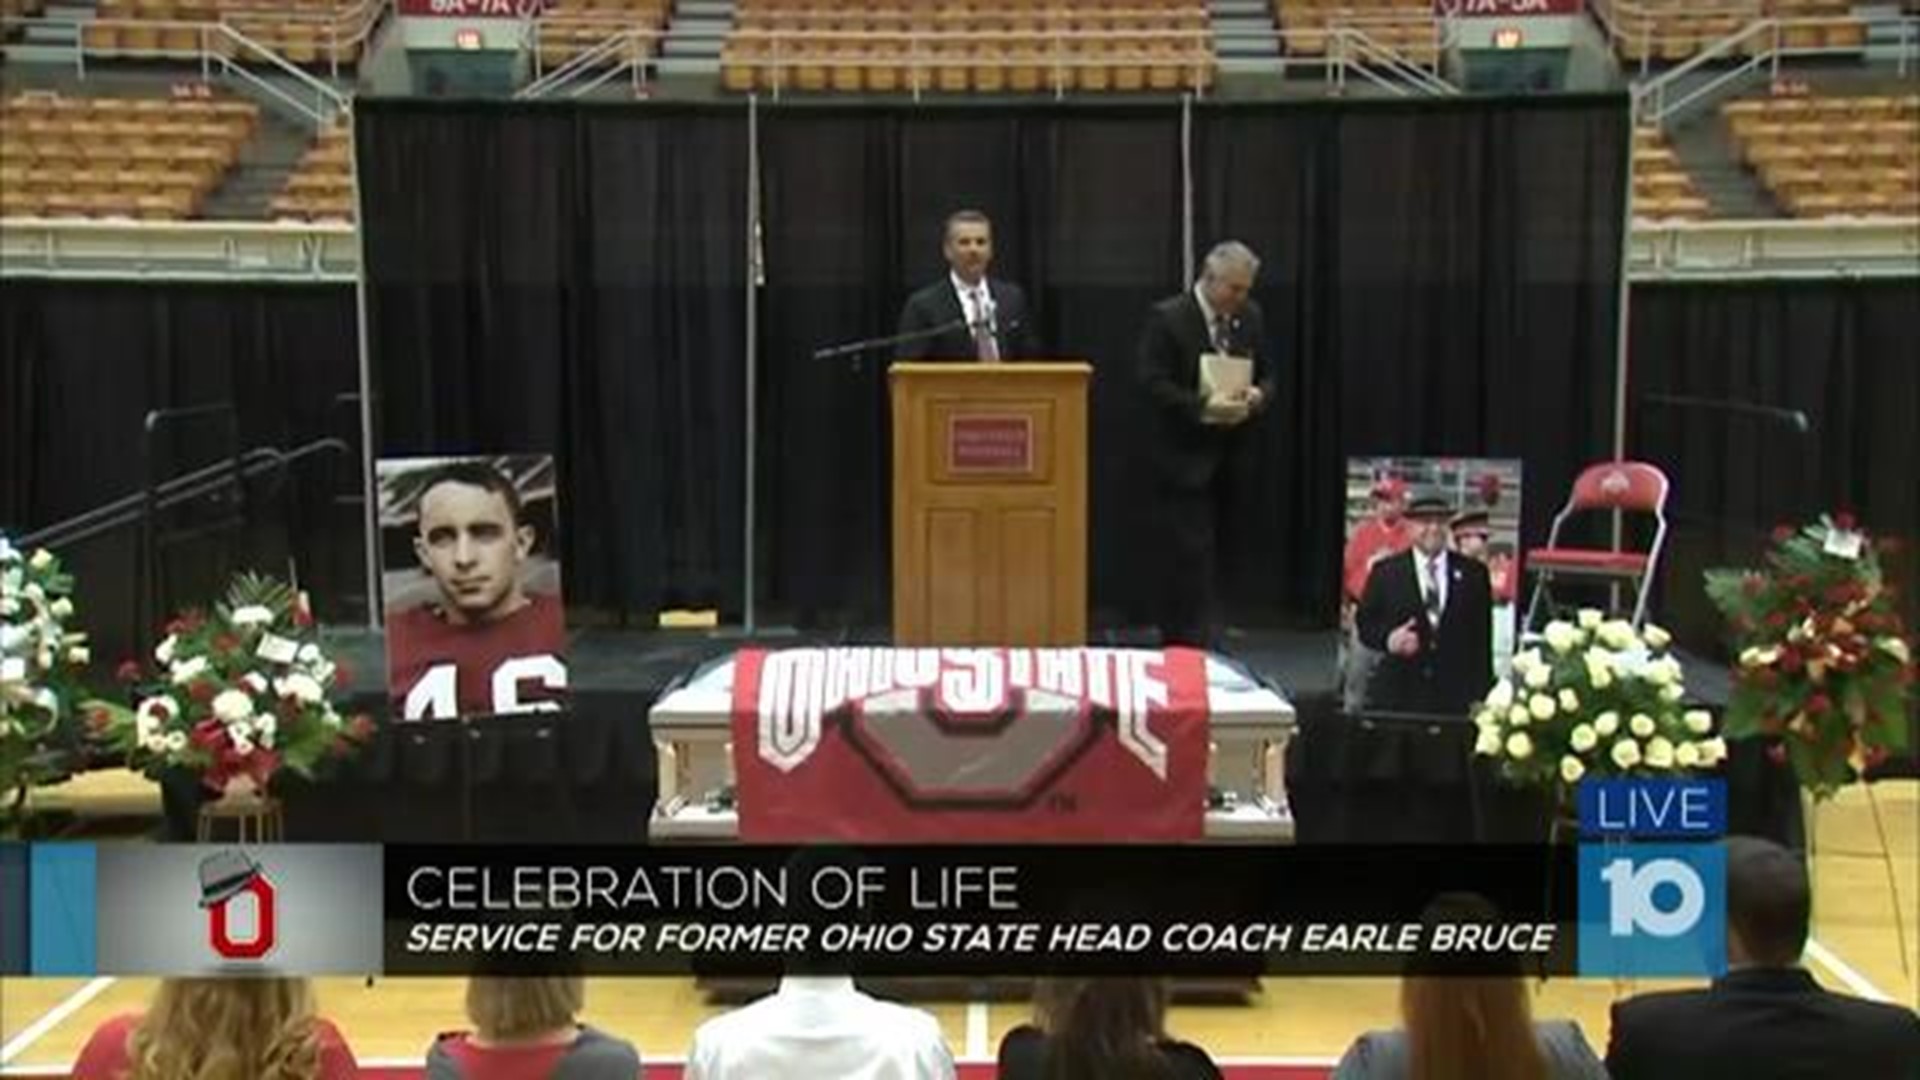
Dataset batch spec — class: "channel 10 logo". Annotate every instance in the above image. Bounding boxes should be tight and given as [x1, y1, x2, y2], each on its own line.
[1577, 779, 1726, 977]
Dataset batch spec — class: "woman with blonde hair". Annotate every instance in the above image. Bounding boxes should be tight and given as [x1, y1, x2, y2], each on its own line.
[426, 975, 640, 1079]
[1332, 894, 1605, 1080]
[71, 976, 358, 1079]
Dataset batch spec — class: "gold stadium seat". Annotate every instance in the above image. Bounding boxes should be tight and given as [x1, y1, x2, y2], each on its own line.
[933, 42, 969, 92]
[829, 41, 864, 92]
[1075, 41, 1112, 92]
[972, 47, 1008, 93]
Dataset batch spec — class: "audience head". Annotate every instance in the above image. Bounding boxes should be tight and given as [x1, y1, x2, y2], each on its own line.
[128, 976, 325, 1080]
[1725, 835, 1811, 967]
[943, 209, 994, 285]
[464, 976, 584, 1043]
[1399, 893, 1547, 1080]
[1032, 977, 1177, 1080]
[1198, 241, 1260, 317]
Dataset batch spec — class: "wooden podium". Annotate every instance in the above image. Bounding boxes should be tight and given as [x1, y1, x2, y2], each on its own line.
[889, 361, 1090, 646]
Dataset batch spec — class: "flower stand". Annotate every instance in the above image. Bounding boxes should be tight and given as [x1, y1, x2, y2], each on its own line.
[195, 777, 284, 843]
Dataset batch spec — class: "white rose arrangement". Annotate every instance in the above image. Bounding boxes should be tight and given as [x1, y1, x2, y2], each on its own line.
[1475, 611, 1724, 802]
[98, 572, 371, 797]
[0, 539, 94, 823]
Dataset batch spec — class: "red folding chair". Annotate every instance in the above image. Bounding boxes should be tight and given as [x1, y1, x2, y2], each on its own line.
[1524, 461, 1671, 633]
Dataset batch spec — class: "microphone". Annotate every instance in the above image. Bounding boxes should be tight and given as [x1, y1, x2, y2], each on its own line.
[1640, 393, 1811, 434]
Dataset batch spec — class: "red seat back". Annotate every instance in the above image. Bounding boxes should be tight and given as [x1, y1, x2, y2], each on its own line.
[1564, 461, 1668, 516]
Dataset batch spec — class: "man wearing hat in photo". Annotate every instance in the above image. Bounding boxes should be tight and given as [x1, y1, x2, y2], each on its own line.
[1340, 474, 1415, 709]
[1355, 494, 1495, 717]
[1344, 475, 1414, 610]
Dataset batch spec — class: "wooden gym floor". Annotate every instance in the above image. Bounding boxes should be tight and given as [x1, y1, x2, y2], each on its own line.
[3, 776, 1914, 1073]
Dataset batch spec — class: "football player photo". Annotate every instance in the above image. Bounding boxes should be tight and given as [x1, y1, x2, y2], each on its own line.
[378, 455, 568, 721]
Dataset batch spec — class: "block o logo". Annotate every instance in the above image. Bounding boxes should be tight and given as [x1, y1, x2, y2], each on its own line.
[198, 850, 277, 961]
[1578, 844, 1725, 978]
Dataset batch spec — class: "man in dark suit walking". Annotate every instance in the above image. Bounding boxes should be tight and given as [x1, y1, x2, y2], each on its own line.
[896, 210, 1040, 362]
[1607, 836, 1919, 1080]
[1138, 241, 1276, 649]
[1354, 495, 1494, 717]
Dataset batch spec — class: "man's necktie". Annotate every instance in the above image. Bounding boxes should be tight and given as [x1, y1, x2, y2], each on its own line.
[1211, 315, 1229, 353]
[1424, 556, 1444, 625]
[973, 289, 1000, 362]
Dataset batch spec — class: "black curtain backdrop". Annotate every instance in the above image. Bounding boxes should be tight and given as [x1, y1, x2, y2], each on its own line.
[41, 99, 1623, 641]
[1193, 97, 1629, 625]
[0, 100, 1661, 655]
[0, 281, 362, 670]
[357, 101, 750, 620]
[756, 105, 1184, 627]
[760, 98, 1626, 632]
[1630, 280, 1920, 758]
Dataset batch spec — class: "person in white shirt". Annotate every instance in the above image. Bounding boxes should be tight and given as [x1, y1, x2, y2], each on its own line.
[685, 974, 956, 1080]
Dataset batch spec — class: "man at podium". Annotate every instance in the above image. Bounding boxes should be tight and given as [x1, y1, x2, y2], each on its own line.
[1138, 241, 1276, 648]
[896, 209, 1040, 362]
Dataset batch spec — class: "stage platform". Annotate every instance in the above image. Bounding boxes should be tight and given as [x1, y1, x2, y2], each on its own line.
[154, 625, 1788, 849]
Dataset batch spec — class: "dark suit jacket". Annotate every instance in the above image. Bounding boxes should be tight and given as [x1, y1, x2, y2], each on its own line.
[997, 1025, 1223, 1080]
[895, 275, 1039, 362]
[1355, 548, 1494, 717]
[1137, 291, 1276, 490]
[1606, 967, 1920, 1080]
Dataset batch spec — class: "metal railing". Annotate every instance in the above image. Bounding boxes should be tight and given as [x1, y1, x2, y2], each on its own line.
[666, 19, 1454, 101]
[520, 22, 657, 98]
[0, 0, 383, 92]
[1328, 25, 1454, 96]
[4, 211, 1908, 283]
[0, 218, 359, 280]
[212, 21, 354, 127]
[1589, 0, 1761, 75]
[1628, 216, 1920, 279]
[1632, 13, 1920, 128]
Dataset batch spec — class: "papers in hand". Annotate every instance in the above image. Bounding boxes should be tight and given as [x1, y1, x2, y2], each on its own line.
[1199, 352, 1253, 425]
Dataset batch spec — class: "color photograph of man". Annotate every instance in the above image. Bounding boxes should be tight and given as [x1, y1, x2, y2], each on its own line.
[1355, 494, 1495, 718]
[379, 456, 567, 721]
[1341, 458, 1523, 709]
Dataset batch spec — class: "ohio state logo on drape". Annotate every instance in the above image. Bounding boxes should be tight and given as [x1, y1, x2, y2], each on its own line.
[729, 648, 1210, 842]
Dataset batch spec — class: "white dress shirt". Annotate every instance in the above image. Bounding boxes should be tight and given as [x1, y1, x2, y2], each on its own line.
[686, 975, 957, 1080]
[1193, 281, 1230, 352]
[950, 271, 998, 360]
[1418, 548, 1449, 622]
[951, 271, 995, 328]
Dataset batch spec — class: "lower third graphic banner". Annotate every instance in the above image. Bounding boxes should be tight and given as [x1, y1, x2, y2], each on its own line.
[728, 647, 1212, 842]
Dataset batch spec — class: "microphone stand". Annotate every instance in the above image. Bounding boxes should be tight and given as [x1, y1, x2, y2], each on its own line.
[812, 316, 972, 364]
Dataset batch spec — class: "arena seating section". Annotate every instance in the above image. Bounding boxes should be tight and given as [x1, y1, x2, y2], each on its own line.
[81, 0, 374, 67]
[719, 0, 1216, 94]
[534, 0, 670, 73]
[0, 90, 256, 220]
[1726, 92, 1920, 217]
[1270, 0, 1441, 67]
[2, 0, 46, 38]
[271, 121, 355, 222]
[1632, 125, 1709, 221]
[1600, 0, 1903, 65]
